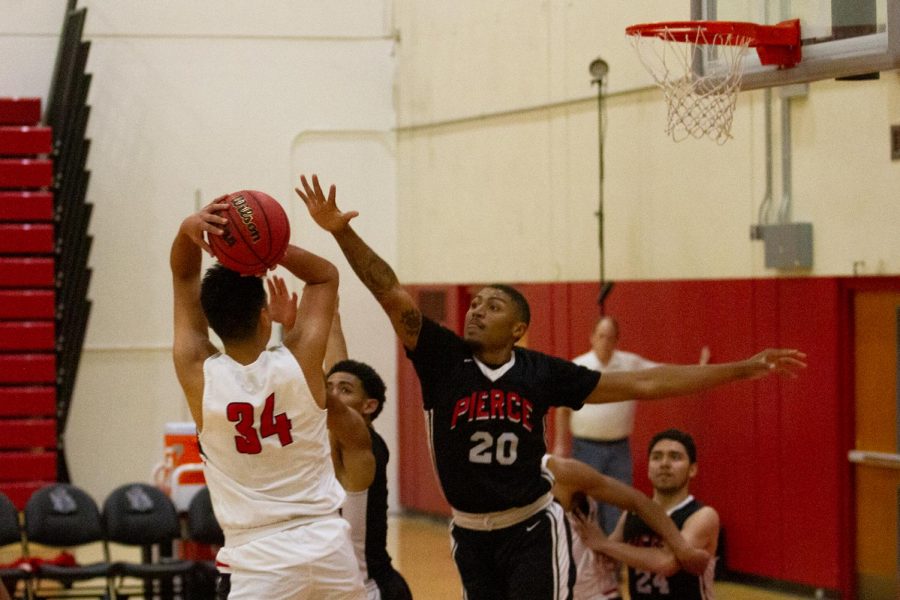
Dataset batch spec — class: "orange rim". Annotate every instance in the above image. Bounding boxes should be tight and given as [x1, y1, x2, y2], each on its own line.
[626, 19, 801, 66]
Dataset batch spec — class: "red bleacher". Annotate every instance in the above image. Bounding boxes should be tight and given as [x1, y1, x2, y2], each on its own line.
[0, 98, 41, 127]
[0, 386, 56, 417]
[0, 126, 52, 156]
[0, 257, 55, 288]
[0, 290, 56, 319]
[0, 96, 58, 506]
[0, 191, 54, 221]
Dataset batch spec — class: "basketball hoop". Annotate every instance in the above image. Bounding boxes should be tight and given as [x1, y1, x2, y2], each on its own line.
[626, 20, 801, 143]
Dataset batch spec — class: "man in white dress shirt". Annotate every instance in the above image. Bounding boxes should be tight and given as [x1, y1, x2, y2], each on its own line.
[554, 316, 658, 534]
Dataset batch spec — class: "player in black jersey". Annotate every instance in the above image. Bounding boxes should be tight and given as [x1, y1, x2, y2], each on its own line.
[328, 359, 414, 600]
[325, 306, 413, 600]
[574, 429, 719, 600]
[296, 174, 805, 600]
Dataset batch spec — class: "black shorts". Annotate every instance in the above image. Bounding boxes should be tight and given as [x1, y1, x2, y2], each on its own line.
[450, 501, 575, 600]
[374, 567, 414, 600]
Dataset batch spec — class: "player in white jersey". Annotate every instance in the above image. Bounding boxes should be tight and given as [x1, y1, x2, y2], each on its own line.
[171, 196, 365, 599]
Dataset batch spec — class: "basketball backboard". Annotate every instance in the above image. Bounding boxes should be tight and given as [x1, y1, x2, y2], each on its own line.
[691, 0, 900, 89]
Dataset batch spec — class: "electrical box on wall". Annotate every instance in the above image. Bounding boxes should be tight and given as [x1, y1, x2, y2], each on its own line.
[758, 223, 813, 270]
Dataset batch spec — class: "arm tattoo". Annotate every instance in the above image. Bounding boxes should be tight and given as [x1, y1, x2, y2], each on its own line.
[400, 307, 422, 340]
[360, 254, 397, 301]
[337, 231, 398, 299]
[336, 227, 421, 340]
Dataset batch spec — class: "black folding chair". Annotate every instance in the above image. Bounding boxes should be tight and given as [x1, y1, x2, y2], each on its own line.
[184, 488, 223, 599]
[0, 491, 31, 599]
[22, 483, 113, 599]
[102, 483, 194, 600]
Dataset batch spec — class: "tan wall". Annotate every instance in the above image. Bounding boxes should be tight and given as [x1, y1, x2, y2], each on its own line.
[393, 0, 900, 283]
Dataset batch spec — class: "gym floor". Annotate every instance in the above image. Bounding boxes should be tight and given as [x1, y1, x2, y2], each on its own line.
[6, 512, 812, 599]
[390, 513, 810, 600]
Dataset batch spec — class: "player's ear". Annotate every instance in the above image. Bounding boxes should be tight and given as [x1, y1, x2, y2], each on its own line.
[361, 399, 379, 417]
[511, 321, 528, 342]
[688, 462, 699, 480]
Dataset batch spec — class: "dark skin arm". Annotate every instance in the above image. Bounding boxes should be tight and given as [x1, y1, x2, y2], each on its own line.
[323, 302, 376, 491]
[295, 174, 423, 352]
[296, 175, 807, 402]
[328, 391, 375, 492]
[586, 350, 807, 404]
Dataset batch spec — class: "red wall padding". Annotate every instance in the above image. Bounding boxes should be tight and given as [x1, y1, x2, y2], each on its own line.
[568, 278, 846, 590]
[0, 354, 56, 383]
[0, 290, 55, 319]
[0, 386, 56, 417]
[0, 98, 41, 127]
[0, 258, 56, 287]
[0, 191, 54, 221]
[0, 419, 56, 448]
[0, 127, 52, 156]
[0, 224, 54, 254]
[0, 451, 56, 481]
[397, 276, 897, 596]
[0, 481, 49, 510]
[0, 159, 53, 188]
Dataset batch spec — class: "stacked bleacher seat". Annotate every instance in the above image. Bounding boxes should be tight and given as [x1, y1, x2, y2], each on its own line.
[0, 6, 92, 508]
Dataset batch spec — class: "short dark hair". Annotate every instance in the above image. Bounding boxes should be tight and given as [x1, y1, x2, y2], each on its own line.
[649, 429, 697, 464]
[327, 359, 387, 421]
[487, 284, 531, 326]
[200, 263, 266, 342]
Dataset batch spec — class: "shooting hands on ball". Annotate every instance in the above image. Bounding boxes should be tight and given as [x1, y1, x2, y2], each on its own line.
[179, 198, 229, 256]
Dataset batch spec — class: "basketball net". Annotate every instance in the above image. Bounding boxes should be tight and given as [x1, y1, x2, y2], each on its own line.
[629, 28, 751, 144]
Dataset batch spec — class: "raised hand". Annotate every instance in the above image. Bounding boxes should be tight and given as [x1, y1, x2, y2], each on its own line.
[745, 348, 807, 379]
[266, 275, 298, 331]
[294, 174, 359, 233]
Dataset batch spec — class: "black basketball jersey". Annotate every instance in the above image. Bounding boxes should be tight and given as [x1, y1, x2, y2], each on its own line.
[623, 496, 712, 600]
[407, 317, 601, 513]
[364, 427, 394, 581]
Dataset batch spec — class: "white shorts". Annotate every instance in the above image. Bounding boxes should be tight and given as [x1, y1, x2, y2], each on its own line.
[216, 516, 365, 599]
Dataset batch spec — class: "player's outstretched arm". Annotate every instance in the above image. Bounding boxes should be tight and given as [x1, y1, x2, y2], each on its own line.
[585, 348, 807, 404]
[295, 174, 423, 351]
[328, 391, 376, 492]
[170, 201, 229, 428]
[549, 455, 709, 575]
[277, 244, 339, 408]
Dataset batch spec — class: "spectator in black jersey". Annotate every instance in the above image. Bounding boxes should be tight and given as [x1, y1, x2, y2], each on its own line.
[326, 307, 414, 600]
[296, 174, 805, 600]
[573, 429, 719, 600]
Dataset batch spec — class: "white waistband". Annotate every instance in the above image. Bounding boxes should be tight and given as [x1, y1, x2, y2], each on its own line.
[451, 492, 554, 531]
[224, 511, 340, 547]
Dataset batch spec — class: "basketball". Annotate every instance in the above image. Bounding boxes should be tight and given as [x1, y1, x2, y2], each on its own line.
[208, 190, 290, 275]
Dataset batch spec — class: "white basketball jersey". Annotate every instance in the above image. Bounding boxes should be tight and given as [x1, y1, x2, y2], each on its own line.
[199, 345, 345, 546]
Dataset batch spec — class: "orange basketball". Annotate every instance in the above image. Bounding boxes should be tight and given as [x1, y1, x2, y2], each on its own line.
[208, 190, 290, 275]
